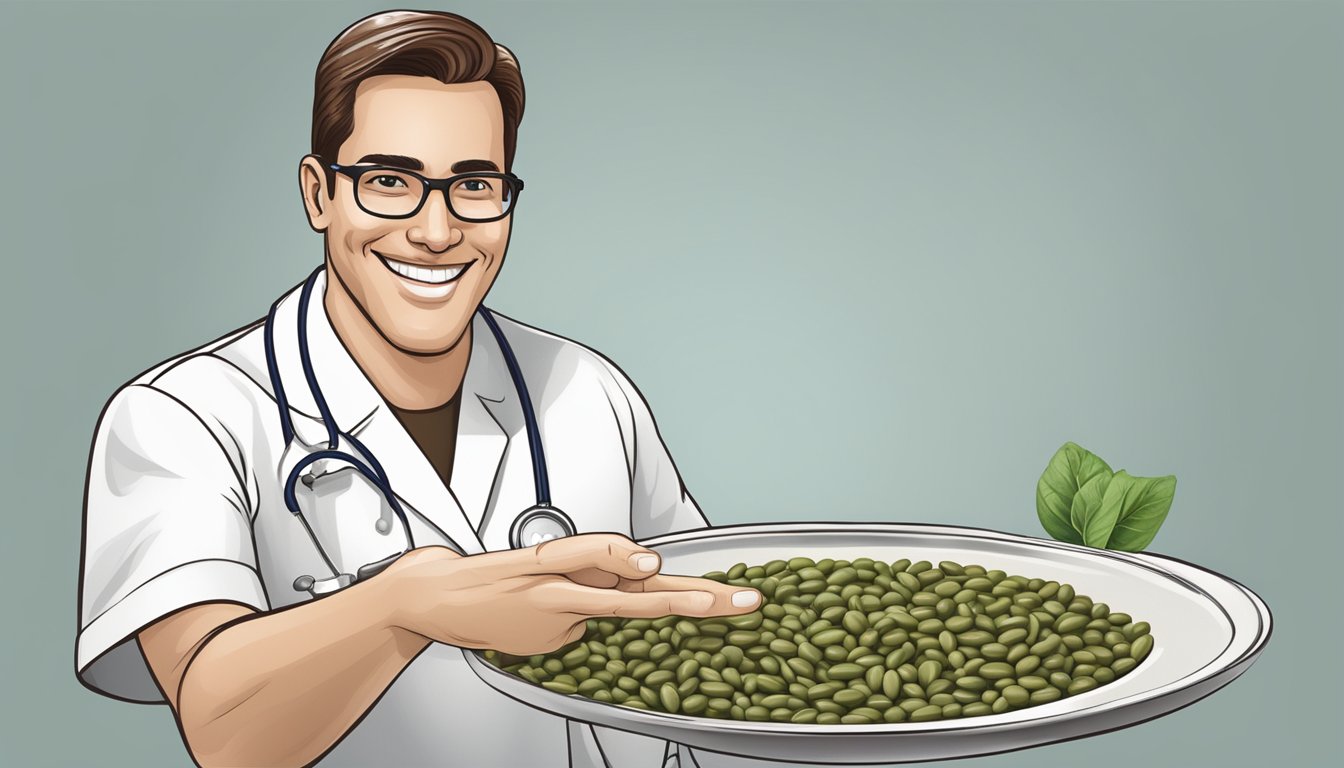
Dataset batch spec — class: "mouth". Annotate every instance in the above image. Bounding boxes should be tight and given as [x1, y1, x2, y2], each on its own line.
[375, 251, 472, 300]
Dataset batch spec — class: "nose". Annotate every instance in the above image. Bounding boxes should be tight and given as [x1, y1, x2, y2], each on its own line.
[407, 189, 463, 254]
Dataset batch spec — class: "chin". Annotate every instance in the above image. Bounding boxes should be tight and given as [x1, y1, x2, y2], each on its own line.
[386, 322, 470, 356]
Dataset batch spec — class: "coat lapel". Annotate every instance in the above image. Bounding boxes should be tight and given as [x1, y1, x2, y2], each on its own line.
[451, 312, 516, 537]
[270, 268, 513, 556]
[347, 405, 488, 555]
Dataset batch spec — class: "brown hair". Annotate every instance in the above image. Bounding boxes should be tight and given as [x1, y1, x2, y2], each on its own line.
[312, 10, 525, 195]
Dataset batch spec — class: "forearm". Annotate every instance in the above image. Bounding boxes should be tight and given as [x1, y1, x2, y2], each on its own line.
[177, 578, 430, 768]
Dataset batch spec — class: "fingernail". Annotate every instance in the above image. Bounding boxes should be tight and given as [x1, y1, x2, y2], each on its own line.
[632, 553, 660, 573]
[731, 590, 759, 608]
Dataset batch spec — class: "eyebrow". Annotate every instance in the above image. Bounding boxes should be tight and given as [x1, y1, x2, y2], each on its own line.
[353, 155, 501, 174]
[356, 154, 423, 170]
[450, 159, 501, 174]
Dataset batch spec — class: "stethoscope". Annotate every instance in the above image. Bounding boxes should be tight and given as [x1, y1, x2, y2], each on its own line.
[264, 266, 577, 597]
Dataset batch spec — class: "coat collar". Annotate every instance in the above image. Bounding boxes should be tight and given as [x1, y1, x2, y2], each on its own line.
[269, 268, 520, 554]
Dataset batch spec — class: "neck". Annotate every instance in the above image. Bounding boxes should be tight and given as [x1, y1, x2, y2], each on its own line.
[323, 267, 471, 411]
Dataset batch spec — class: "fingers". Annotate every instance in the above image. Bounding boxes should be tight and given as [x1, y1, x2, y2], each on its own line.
[491, 533, 662, 581]
[618, 574, 762, 615]
[533, 578, 762, 619]
[566, 567, 621, 589]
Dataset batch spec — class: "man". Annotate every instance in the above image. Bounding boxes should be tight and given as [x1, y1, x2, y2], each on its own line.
[75, 10, 758, 767]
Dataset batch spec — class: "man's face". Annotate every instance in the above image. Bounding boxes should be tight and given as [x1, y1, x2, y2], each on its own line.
[308, 75, 512, 355]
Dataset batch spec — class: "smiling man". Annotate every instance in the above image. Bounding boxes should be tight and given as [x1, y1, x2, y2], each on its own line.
[75, 10, 756, 768]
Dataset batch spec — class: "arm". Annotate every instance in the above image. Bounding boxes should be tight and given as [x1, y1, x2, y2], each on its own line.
[85, 383, 753, 768]
[139, 540, 760, 768]
[139, 581, 427, 768]
[79, 383, 398, 767]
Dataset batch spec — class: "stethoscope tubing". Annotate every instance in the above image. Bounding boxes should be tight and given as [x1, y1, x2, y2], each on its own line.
[263, 266, 569, 581]
[476, 307, 551, 506]
[267, 267, 416, 544]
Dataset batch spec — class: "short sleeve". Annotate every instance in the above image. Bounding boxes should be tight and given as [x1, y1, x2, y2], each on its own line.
[76, 384, 269, 703]
[598, 358, 711, 540]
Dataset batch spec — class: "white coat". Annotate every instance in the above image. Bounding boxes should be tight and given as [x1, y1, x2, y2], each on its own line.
[76, 268, 709, 767]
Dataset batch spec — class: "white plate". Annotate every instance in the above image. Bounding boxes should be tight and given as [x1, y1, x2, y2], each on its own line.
[465, 522, 1272, 764]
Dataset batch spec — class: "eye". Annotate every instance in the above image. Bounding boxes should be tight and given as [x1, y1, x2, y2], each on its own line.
[461, 179, 491, 192]
[372, 174, 407, 189]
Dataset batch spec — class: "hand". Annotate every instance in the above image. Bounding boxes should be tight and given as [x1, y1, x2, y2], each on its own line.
[380, 534, 762, 655]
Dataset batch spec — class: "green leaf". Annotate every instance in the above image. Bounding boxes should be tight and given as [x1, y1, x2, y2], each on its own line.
[1070, 472, 1115, 548]
[1104, 472, 1177, 552]
[1036, 442, 1112, 545]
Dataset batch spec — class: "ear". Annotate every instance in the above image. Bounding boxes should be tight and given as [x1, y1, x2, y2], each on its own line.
[299, 155, 332, 232]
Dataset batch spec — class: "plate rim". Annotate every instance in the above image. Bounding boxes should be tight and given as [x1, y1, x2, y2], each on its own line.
[465, 522, 1273, 760]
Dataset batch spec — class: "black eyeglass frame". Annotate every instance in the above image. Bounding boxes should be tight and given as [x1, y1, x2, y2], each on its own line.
[326, 162, 525, 223]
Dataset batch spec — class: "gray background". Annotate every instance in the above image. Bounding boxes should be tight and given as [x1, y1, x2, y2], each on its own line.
[1, 0, 1339, 765]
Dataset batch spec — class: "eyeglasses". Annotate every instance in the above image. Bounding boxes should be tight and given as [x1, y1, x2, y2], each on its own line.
[327, 162, 524, 222]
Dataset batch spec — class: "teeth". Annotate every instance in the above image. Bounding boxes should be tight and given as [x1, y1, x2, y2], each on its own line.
[382, 257, 467, 285]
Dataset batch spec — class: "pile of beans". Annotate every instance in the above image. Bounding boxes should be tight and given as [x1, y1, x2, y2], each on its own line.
[483, 557, 1154, 724]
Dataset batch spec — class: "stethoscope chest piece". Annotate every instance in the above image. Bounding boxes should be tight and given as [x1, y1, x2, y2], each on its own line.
[510, 505, 577, 549]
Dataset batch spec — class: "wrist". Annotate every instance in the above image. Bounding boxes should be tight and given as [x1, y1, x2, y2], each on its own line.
[362, 564, 430, 650]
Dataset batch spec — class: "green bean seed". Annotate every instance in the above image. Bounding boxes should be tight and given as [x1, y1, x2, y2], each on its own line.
[700, 681, 734, 698]
[813, 629, 848, 647]
[1031, 635, 1062, 656]
[1030, 687, 1062, 704]
[726, 631, 760, 647]
[956, 675, 988, 692]
[980, 662, 1014, 680]
[917, 618, 945, 634]
[912, 592, 939, 607]
[946, 616, 975, 633]
[933, 581, 961, 598]
[957, 630, 995, 648]
[918, 660, 943, 688]
[1056, 613, 1089, 634]
[828, 663, 864, 681]
[658, 684, 681, 712]
[917, 569, 945, 587]
[881, 669, 901, 698]
[1068, 676, 1098, 695]
[1130, 634, 1154, 662]
[1018, 676, 1049, 691]
[910, 705, 943, 722]
[832, 688, 865, 707]
[842, 611, 868, 634]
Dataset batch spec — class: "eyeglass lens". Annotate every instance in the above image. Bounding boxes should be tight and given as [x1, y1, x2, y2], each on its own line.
[355, 170, 516, 220]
